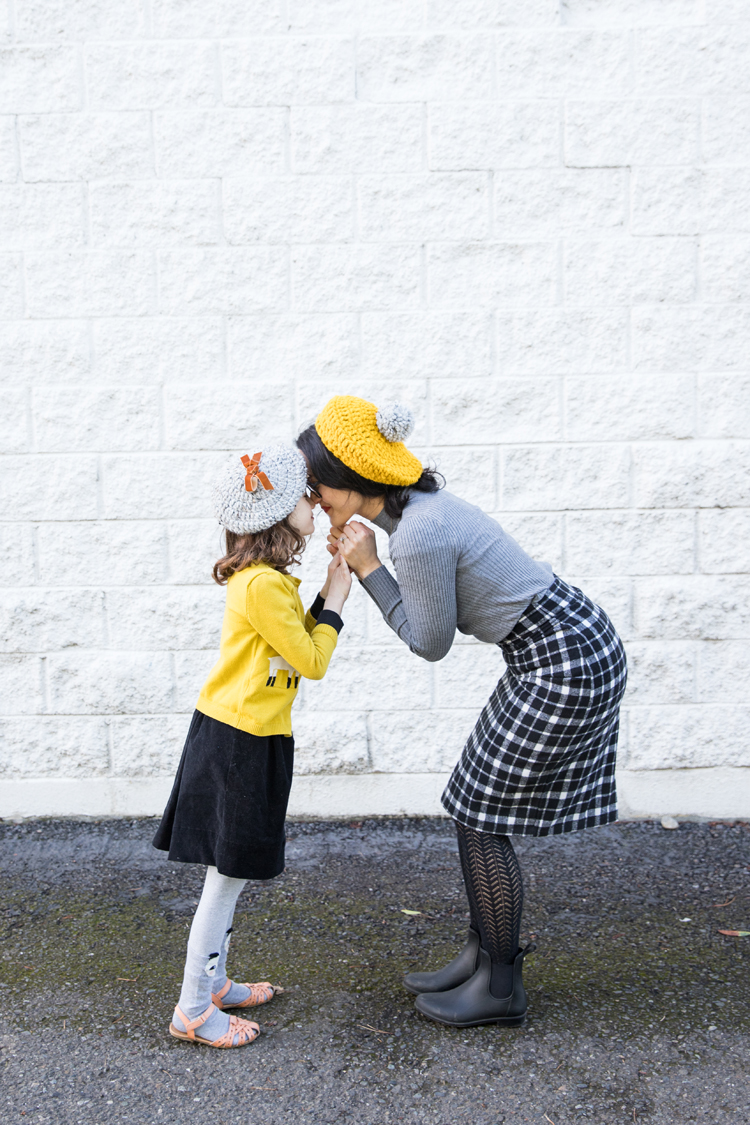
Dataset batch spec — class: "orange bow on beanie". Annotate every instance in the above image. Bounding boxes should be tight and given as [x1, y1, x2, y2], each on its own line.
[241, 453, 274, 493]
[213, 444, 306, 534]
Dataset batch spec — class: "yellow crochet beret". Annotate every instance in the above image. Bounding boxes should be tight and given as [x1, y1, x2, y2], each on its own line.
[315, 396, 423, 487]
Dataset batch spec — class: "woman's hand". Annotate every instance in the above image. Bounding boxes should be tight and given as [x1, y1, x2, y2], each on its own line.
[325, 524, 347, 558]
[328, 521, 382, 580]
[323, 552, 351, 615]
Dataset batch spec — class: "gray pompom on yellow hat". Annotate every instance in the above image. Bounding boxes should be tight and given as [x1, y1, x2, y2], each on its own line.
[213, 445, 307, 534]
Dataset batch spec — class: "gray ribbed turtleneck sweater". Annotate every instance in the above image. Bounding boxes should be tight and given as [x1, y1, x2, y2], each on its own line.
[361, 489, 553, 663]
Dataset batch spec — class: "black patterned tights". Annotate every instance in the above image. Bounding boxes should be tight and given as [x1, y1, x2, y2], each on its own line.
[455, 821, 524, 998]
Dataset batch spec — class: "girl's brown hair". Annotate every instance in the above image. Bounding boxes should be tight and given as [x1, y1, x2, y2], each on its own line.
[212, 518, 307, 585]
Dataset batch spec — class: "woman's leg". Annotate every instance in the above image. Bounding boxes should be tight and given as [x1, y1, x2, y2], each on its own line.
[173, 866, 247, 1041]
[412, 821, 531, 1025]
[455, 821, 524, 999]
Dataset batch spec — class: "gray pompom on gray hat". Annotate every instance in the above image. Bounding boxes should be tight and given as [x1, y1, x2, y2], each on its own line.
[213, 445, 307, 534]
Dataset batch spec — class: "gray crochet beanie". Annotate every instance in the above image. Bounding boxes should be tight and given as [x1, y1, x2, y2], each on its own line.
[213, 445, 308, 534]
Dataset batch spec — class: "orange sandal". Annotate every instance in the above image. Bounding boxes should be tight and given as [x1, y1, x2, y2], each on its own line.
[211, 979, 283, 1010]
[169, 1003, 260, 1048]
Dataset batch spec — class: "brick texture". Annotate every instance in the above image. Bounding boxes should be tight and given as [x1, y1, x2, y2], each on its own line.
[1, 2, 748, 802]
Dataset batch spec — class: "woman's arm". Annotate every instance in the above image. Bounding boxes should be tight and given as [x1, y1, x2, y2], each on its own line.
[333, 520, 457, 662]
[328, 522, 458, 661]
[361, 544, 457, 662]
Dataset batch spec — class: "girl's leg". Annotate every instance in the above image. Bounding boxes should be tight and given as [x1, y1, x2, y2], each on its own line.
[210, 901, 238, 998]
[455, 821, 524, 999]
[209, 897, 267, 1008]
[173, 866, 247, 1042]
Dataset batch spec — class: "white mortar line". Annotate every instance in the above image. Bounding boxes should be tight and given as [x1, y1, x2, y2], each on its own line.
[30, 521, 40, 585]
[39, 654, 49, 715]
[106, 717, 114, 776]
[77, 42, 87, 112]
[283, 106, 291, 174]
[147, 109, 157, 177]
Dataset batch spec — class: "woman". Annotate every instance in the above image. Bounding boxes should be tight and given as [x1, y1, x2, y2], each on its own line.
[297, 396, 627, 1028]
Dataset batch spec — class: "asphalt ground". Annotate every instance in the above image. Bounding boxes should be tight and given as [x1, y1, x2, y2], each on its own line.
[1, 816, 749, 1125]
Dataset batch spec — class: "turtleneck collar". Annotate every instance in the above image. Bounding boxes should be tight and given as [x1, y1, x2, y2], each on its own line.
[372, 508, 401, 536]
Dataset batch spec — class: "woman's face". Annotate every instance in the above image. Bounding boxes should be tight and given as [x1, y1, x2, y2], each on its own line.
[308, 483, 363, 529]
[287, 495, 316, 536]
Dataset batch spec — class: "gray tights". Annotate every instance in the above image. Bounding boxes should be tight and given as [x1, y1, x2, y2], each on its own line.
[174, 866, 245, 1036]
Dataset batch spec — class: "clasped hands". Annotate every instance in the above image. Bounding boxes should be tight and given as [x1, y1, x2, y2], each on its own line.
[326, 522, 382, 581]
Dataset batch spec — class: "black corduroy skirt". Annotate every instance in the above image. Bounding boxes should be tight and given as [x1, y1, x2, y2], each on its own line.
[153, 710, 294, 880]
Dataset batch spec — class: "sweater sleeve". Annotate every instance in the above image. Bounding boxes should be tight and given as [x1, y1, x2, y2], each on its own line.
[361, 527, 458, 663]
[304, 591, 326, 634]
[246, 573, 341, 681]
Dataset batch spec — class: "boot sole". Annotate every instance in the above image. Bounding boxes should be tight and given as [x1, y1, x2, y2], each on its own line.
[415, 1010, 526, 1029]
[402, 979, 472, 997]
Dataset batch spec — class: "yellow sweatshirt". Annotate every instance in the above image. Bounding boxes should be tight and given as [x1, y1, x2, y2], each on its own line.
[196, 561, 341, 737]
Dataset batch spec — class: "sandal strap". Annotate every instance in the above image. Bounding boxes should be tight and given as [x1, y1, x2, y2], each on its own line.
[241, 982, 275, 1004]
[173, 1003, 216, 1040]
[212, 1015, 259, 1048]
[213, 979, 232, 1002]
[212, 980, 282, 1008]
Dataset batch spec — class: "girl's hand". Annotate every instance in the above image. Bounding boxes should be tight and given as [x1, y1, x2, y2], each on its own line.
[331, 521, 381, 580]
[323, 553, 351, 615]
[320, 550, 343, 598]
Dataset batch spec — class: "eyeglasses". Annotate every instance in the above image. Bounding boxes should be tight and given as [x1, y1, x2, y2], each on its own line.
[305, 481, 322, 500]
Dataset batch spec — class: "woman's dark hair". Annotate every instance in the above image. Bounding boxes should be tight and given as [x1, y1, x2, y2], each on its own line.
[296, 424, 444, 520]
[212, 519, 306, 585]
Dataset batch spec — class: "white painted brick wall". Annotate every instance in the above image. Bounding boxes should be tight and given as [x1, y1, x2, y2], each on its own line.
[1, 1, 749, 819]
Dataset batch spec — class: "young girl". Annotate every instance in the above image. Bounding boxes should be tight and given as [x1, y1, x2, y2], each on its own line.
[153, 444, 351, 1048]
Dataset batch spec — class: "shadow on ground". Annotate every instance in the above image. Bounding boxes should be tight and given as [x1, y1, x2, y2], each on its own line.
[1, 817, 749, 1123]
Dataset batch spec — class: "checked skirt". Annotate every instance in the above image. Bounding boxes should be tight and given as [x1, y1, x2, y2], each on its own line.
[442, 577, 627, 836]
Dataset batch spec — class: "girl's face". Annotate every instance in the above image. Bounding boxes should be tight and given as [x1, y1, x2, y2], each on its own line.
[287, 495, 316, 536]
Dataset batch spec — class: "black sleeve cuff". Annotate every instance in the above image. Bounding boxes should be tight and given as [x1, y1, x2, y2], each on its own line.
[316, 609, 344, 634]
[309, 592, 326, 620]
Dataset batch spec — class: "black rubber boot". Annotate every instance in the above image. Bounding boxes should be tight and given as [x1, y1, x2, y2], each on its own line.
[402, 929, 480, 996]
[414, 942, 536, 1028]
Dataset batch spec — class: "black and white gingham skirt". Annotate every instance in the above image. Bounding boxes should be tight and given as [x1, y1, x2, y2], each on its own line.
[442, 577, 627, 836]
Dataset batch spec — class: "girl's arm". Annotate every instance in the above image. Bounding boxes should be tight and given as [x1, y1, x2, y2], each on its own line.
[247, 572, 342, 681]
[303, 552, 345, 633]
[304, 592, 326, 634]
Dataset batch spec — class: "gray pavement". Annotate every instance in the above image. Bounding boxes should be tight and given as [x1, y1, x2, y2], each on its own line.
[1, 816, 749, 1124]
